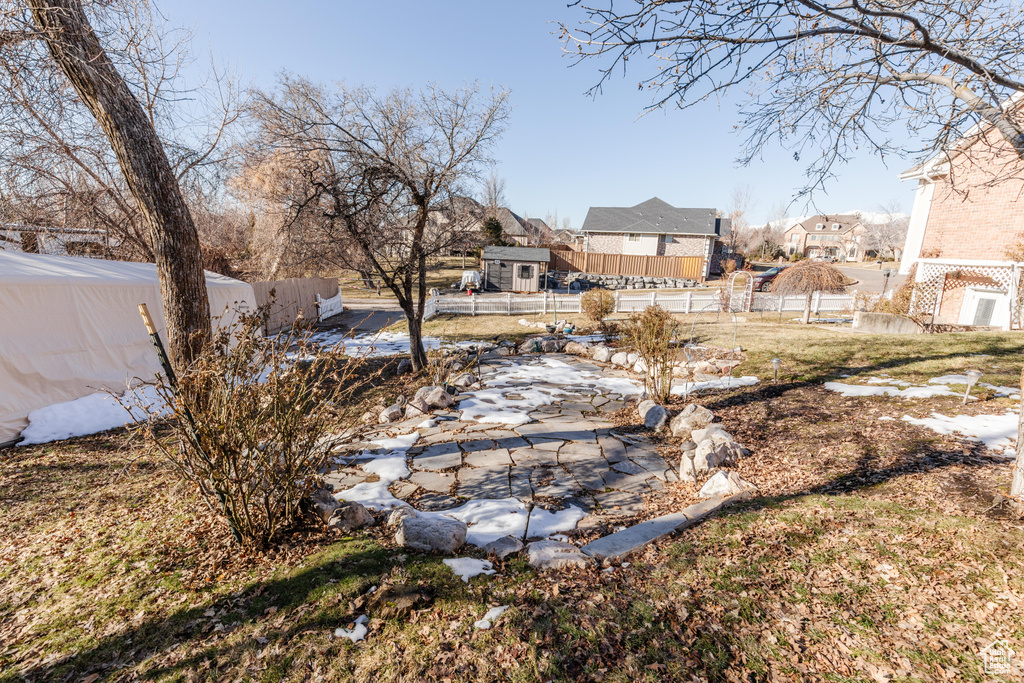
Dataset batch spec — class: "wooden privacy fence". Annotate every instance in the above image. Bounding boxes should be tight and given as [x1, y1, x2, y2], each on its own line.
[252, 277, 340, 334]
[549, 251, 704, 280]
[424, 291, 856, 319]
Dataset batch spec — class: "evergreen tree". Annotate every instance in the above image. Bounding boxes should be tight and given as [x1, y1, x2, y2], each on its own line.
[483, 216, 509, 246]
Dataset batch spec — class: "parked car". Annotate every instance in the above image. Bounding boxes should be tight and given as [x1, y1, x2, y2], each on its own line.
[752, 266, 788, 291]
[813, 255, 837, 263]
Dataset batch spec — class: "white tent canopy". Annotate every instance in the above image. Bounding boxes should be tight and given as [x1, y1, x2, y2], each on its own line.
[0, 252, 256, 444]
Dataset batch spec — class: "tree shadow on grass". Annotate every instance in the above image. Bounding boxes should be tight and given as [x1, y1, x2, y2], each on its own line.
[12, 542, 471, 683]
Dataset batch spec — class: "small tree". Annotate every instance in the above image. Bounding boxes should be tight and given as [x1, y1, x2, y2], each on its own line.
[581, 288, 616, 338]
[770, 261, 847, 324]
[482, 216, 510, 246]
[622, 306, 679, 403]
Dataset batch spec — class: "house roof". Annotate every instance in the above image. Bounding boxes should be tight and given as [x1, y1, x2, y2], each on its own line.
[789, 215, 864, 235]
[481, 246, 551, 263]
[580, 197, 719, 236]
[494, 208, 529, 237]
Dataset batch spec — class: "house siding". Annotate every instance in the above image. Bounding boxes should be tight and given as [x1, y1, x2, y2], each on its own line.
[586, 232, 707, 256]
[918, 127, 1024, 261]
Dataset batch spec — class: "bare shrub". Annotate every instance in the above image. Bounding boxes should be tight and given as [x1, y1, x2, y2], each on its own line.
[622, 306, 679, 403]
[131, 310, 372, 548]
[581, 288, 617, 338]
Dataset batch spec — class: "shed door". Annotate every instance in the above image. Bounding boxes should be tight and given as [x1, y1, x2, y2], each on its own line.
[485, 261, 512, 291]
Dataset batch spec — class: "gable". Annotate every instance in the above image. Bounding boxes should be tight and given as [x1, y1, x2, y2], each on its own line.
[581, 197, 718, 236]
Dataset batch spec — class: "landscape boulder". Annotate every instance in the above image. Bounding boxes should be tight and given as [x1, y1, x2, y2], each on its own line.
[698, 471, 756, 499]
[525, 540, 593, 570]
[483, 535, 524, 559]
[591, 345, 613, 363]
[563, 341, 590, 356]
[308, 487, 342, 524]
[680, 438, 744, 482]
[691, 424, 734, 445]
[328, 501, 375, 532]
[416, 385, 455, 410]
[404, 398, 429, 419]
[396, 359, 413, 375]
[610, 351, 629, 367]
[669, 404, 716, 438]
[379, 402, 404, 423]
[452, 372, 478, 389]
[395, 516, 467, 554]
[643, 404, 670, 432]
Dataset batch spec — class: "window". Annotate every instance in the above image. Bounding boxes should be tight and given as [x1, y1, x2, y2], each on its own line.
[832, 223, 841, 230]
[518, 264, 533, 280]
[815, 223, 824, 230]
[627, 233, 642, 242]
[659, 234, 674, 243]
[790, 234, 799, 243]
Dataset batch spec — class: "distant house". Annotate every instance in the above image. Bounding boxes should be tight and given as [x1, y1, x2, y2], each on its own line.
[579, 197, 725, 279]
[493, 208, 533, 246]
[480, 246, 550, 292]
[783, 215, 870, 261]
[898, 116, 1024, 329]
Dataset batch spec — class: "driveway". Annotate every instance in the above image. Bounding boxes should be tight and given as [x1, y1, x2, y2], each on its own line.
[837, 264, 905, 293]
[317, 297, 406, 336]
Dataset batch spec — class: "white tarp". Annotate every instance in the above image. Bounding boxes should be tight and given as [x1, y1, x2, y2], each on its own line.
[0, 252, 256, 444]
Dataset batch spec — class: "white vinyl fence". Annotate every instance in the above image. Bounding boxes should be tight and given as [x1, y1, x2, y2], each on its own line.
[424, 290, 855, 321]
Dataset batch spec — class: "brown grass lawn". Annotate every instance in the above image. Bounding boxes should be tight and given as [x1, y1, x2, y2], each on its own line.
[333, 256, 480, 299]
[3, 323, 1024, 682]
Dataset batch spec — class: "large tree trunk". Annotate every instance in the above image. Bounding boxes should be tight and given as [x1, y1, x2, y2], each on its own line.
[28, 0, 210, 371]
[802, 293, 812, 324]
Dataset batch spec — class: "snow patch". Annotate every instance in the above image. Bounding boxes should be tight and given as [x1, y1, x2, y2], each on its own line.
[443, 558, 496, 583]
[19, 385, 167, 446]
[902, 411, 1017, 454]
[334, 615, 368, 642]
[824, 382, 961, 399]
[672, 376, 760, 396]
[474, 605, 510, 630]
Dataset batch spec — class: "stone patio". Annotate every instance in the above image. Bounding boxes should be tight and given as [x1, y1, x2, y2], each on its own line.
[325, 353, 680, 524]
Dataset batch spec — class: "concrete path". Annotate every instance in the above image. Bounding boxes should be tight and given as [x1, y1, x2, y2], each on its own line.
[317, 297, 405, 337]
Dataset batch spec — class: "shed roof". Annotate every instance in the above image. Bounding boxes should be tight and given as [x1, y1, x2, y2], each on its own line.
[481, 246, 551, 262]
[581, 197, 719, 236]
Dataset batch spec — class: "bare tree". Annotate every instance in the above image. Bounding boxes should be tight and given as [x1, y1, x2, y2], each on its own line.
[865, 201, 910, 261]
[724, 184, 756, 253]
[244, 77, 510, 370]
[0, 1, 213, 369]
[561, 1, 1024, 195]
[482, 170, 507, 218]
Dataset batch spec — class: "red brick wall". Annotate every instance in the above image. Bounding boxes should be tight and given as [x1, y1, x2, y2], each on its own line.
[922, 128, 1024, 260]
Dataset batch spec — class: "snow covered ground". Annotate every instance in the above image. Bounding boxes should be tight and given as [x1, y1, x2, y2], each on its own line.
[18, 385, 167, 446]
[672, 376, 760, 396]
[826, 374, 1022, 402]
[458, 355, 642, 425]
[901, 411, 1018, 456]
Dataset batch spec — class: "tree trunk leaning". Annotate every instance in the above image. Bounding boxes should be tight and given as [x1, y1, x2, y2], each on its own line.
[802, 293, 812, 324]
[28, 0, 211, 371]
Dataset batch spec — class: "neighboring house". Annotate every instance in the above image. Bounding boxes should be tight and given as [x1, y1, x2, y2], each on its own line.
[550, 228, 583, 250]
[783, 215, 870, 261]
[480, 246, 550, 292]
[524, 217, 553, 244]
[0, 224, 115, 257]
[494, 207, 533, 246]
[898, 118, 1024, 329]
[579, 197, 725, 279]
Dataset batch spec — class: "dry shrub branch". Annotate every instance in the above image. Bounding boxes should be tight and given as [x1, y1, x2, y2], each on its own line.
[622, 305, 679, 404]
[130, 309, 374, 549]
[581, 288, 617, 338]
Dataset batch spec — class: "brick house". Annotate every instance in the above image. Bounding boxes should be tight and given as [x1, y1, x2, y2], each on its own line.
[899, 122, 1024, 329]
[783, 215, 871, 261]
[579, 197, 725, 278]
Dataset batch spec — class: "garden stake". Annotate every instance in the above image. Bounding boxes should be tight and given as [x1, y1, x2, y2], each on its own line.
[137, 304, 243, 545]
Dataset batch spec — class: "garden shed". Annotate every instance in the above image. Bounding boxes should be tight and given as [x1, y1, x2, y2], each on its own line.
[0, 252, 256, 445]
[481, 246, 550, 292]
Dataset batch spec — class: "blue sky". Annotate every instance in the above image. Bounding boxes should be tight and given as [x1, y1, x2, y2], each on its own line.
[161, 0, 915, 227]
